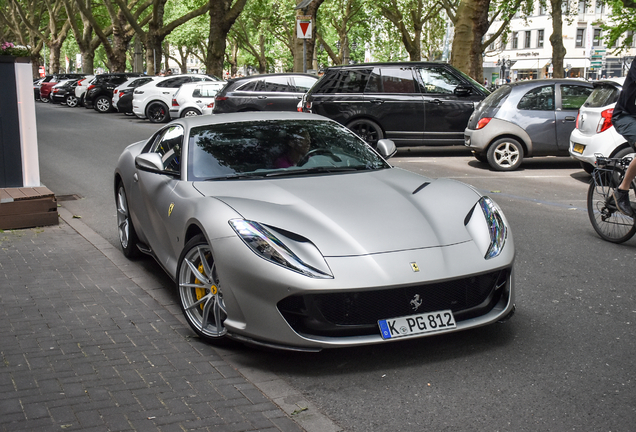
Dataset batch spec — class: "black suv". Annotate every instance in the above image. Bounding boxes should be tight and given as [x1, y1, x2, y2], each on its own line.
[301, 62, 489, 147]
[85, 73, 145, 113]
[213, 73, 318, 114]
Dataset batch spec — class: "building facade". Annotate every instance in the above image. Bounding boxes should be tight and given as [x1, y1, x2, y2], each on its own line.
[484, 0, 635, 85]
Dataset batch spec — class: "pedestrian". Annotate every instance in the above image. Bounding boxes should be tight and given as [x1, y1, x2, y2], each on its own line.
[611, 60, 636, 216]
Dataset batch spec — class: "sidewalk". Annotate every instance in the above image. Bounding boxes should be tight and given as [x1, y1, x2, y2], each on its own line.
[0, 207, 340, 432]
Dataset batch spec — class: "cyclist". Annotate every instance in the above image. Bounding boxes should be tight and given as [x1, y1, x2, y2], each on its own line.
[612, 59, 636, 217]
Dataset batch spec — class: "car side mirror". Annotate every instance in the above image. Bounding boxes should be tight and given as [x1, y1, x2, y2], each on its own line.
[376, 139, 397, 159]
[135, 153, 164, 173]
[454, 84, 472, 96]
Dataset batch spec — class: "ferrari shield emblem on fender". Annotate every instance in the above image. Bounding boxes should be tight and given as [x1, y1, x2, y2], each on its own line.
[168, 202, 175, 217]
[410, 262, 420, 272]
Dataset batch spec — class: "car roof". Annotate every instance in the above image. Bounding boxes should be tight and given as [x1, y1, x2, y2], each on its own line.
[171, 111, 331, 129]
[325, 61, 450, 70]
[504, 78, 593, 88]
[227, 73, 317, 83]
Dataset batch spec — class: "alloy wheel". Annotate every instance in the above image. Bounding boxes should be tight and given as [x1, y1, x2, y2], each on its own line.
[178, 238, 227, 341]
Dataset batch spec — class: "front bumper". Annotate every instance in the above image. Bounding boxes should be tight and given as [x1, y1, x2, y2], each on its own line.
[210, 235, 516, 350]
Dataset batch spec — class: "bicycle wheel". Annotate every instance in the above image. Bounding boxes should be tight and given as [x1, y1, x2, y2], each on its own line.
[587, 170, 636, 243]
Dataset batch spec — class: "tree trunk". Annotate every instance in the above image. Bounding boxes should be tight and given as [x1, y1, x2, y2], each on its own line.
[549, 0, 566, 78]
[450, 0, 490, 82]
[293, 0, 325, 72]
[205, 0, 247, 78]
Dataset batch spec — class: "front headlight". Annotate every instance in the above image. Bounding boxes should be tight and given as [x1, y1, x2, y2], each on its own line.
[229, 219, 333, 278]
[464, 196, 508, 259]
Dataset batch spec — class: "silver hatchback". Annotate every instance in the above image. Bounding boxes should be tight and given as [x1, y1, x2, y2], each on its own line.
[464, 79, 593, 171]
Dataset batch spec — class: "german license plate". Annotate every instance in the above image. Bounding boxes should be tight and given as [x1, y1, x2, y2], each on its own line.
[378, 310, 456, 340]
[572, 143, 585, 154]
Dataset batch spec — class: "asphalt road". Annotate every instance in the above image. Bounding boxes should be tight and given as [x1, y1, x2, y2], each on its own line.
[36, 102, 636, 431]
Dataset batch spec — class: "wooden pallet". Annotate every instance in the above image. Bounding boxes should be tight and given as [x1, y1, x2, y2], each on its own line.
[0, 187, 58, 230]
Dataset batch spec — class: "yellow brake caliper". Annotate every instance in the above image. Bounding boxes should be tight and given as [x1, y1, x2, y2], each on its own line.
[195, 260, 217, 310]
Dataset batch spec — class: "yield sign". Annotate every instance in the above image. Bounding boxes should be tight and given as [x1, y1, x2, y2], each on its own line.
[297, 16, 312, 39]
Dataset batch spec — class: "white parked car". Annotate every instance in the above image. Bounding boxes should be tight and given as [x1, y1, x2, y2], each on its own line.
[113, 76, 155, 112]
[569, 78, 630, 173]
[169, 81, 226, 119]
[74, 75, 95, 106]
[132, 74, 220, 123]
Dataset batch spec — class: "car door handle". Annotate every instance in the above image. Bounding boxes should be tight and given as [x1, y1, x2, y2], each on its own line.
[564, 116, 576, 122]
[195, 100, 202, 103]
[426, 99, 443, 105]
[162, 91, 171, 94]
[369, 99, 384, 104]
[258, 95, 267, 99]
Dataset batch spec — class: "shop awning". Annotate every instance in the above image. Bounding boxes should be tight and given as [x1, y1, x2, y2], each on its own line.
[564, 58, 590, 69]
[510, 59, 550, 70]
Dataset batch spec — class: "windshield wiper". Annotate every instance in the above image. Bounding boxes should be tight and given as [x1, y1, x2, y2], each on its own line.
[201, 173, 266, 181]
[265, 166, 365, 177]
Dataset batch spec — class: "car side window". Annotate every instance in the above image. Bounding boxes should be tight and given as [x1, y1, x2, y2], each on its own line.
[157, 77, 189, 88]
[517, 85, 555, 111]
[237, 80, 260, 92]
[293, 76, 317, 92]
[417, 67, 461, 94]
[313, 68, 372, 94]
[560, 85, 593, 110]
[261, 77, 295, 92]
[150, 125, 184, 174]
[366, 68, 416, 94]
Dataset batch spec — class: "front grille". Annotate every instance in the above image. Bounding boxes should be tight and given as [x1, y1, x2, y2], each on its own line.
[277, 268, 510, 337]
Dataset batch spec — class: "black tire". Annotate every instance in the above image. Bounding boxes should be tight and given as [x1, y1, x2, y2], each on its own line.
[587, 171, 636, 243]
[41, 95, 50, 103]
[146, 101, 170, 123]
[487, 137, 524, 171]
[181, 108, 201, 118]
[116, 183, 140, 258]
[346, 119, 384, 148]
[474, 153, 488, 163]
[79, 93, 86, 107]
[613, 147, 635, 161]
[177, 234, 230, 344]
[94, 95, 112, 113]
[580, 162, 594, 174]
[65, 94, 78, 108]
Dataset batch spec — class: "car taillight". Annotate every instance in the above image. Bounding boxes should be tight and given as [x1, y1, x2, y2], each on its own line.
[597, 108, 614, 133]
[476, 117, 492, 130]
[304, 101, 312, 112]
[575, 111, 580, 129]
[215, 96, 228, 101]
[206, 102, 214, 108]
[87, 84, 95, 91]
[172, 98, 179, 107]
[77, 79, 85, 85]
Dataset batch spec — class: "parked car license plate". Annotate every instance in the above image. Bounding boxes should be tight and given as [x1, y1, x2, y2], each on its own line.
[378, 310, 456, 340]
[572, 143, 585, 154]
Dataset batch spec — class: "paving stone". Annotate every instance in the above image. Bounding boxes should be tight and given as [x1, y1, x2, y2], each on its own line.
[0, 222, 310, 432]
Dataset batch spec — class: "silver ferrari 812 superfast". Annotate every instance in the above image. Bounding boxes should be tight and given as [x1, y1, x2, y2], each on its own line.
[114, 112, 515, 351]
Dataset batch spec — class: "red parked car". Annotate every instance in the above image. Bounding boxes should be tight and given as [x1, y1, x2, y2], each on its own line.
[39, 74, 87, 102]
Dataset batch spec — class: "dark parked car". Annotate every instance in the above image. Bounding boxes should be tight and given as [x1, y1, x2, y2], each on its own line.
[301, 62, 489, 147]
[464, 79, 594, 171]
[39, 73, 87, 102]
[34, 75, 52, 100]
[213, 73, 318, 114]
[50, 79, 80, 106]
[85, 73, 145, 113]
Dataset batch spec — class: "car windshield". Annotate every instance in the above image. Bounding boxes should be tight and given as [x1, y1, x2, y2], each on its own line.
[187, 120, 390, 181]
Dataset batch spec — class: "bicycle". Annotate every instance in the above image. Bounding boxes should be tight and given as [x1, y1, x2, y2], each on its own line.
[587, 155, 636, 243]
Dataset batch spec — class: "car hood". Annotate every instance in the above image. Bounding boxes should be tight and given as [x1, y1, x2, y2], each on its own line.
[192, 168, 482, 256]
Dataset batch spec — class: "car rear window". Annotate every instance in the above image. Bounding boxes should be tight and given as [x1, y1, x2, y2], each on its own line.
[312, 68, 372, 94]
[479, 85, 511, 111]
[583, 84, 620, 108]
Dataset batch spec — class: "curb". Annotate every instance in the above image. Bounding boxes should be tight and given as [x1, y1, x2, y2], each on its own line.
[57, 206, 343, 432]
